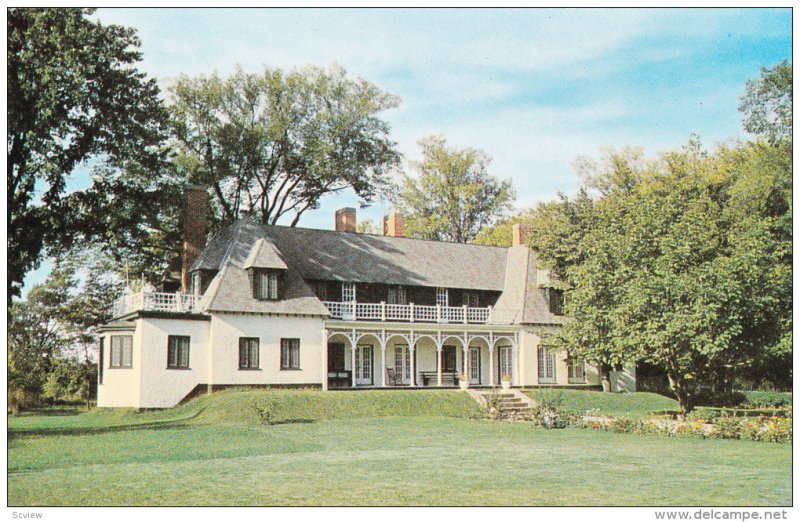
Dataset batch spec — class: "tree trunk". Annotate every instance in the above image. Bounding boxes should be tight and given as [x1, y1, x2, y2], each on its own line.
[667, 370, 694, 418]
[599, 363, 612, 392]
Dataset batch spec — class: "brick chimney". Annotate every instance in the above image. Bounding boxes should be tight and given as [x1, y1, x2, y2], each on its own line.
[512, 223, 529, 247]
[181, 186, 209, 293]
[335, 207, 356, 233]
[383, 212, 405, 237]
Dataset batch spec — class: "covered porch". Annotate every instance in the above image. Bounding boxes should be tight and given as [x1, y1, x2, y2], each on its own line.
[324, 325, 519, 390]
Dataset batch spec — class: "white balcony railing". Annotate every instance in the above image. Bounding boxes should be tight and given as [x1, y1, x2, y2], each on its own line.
[322, 301, 492, 324]
[112, 291, 198, 318]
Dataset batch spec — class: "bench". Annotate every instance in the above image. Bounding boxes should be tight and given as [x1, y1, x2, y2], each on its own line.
[419, 371, 460, 386]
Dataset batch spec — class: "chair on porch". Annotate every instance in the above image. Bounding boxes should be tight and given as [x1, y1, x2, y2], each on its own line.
[386, 367, 401, 386]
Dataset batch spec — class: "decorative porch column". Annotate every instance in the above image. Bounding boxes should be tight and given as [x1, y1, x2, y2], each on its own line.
[351, 342, 357, 388]
[489, 344, 495, 387]
[462, 332, 469, 380]
[381, 344, 387, 387]
[409, 340, 416, 387]
[436, 344, 443, 386]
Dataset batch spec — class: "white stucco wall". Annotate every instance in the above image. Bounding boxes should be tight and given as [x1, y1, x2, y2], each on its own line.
[208, 313, 324, 387]
[137, 317, 211, 408]
[97, 327, 141, 408]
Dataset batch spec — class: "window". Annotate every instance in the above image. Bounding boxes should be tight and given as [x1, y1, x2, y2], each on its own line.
[546, 288, 565, 315]
[568, 354, 586, 383]
[252, 270, 279, 300]
[167, 336, 191, 369]
[538, 346, 556, 383]
[463, 291, 480, 307]
[281, 338, 301, 370]
[239, 337, 260, 370]
[387, 285, 407, 305]
[312, 282, 328, 301]
[191, 271, 201, 296]
[436, 287, 449, 307]
[98, 338, 105, 383]
[342, 282, 356, 302]
[110, 335, 133, 368]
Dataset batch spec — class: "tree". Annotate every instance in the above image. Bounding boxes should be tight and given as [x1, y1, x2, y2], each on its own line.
[739, 60, 792, 145]
[169, 65, 401, 228]
[394, 136, 515, 243]
[8, 247, 123, 412]
[8, 8, 168, 303]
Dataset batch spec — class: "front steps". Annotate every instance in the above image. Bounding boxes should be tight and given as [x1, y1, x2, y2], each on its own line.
[467, 388, 536, 418]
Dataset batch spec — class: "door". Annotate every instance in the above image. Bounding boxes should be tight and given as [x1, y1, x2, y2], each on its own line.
[395, 344, 411, 385]
[328, 343, 345, 372]
[355, 345, 373, 386]
[499, 346, 513, 383]
[342, 283, 355, 319]
[469, 346, 481, 385]
[537, 346, 555, 383]
[442, 346, 457, 372]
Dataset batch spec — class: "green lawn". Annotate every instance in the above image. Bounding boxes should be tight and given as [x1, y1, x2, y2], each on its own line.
[523, 389, 680, 418]
[8, 390, 791, 506]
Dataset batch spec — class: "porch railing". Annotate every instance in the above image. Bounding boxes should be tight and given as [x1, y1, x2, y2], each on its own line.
[112, 291, 199, 318]
[322, 301, 492, 324]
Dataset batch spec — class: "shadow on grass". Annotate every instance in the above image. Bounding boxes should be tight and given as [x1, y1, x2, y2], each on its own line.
[8, 407, 207, 439]
[268, 418, 316, 425]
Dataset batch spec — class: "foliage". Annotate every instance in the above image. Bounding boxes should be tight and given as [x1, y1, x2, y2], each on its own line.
[8, 248, 122, 411]
[7, 8, 167, 302]
[393, 135, 515, 243]
[356, 218, 381, 234]
[252, 396, 280, 425]
[743, 391, 792, 408]
[43, 358, 97, 404]
[739, 60, 792, 145]
[168, 64, 400, 228]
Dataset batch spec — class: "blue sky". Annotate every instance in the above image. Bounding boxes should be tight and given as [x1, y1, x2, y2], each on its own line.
[22, 7, 792, 293]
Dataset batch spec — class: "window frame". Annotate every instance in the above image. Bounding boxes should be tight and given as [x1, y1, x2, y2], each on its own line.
[280, 338, 301, 370]
[109, 335, 133, 369]
[568, 353, 586, 383]
[167, 335, 191, 370]
[252, 269, 280, 301]
[238, 337, 260, 370]
[98, 337, 105, 383]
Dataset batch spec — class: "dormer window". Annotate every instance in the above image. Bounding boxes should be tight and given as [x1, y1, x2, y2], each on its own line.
[243, 238, 288, 301]
[190, 270, 217, 296]
[545, 287, 565, 315]
[252, 269, 279, 300]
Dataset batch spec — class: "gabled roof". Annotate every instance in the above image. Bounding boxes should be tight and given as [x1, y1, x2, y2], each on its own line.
[242, 238, 288, 270]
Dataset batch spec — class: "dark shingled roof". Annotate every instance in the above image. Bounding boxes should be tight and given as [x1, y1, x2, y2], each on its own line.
[192, 217, 565, 325]
[194, 218, 508, 291]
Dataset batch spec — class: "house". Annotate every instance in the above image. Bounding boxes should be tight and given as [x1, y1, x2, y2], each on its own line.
[97, 188, 635, 408]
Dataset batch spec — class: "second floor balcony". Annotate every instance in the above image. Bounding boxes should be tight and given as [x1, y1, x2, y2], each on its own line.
[322, 301, 492, 324]
[112, 291, 199, 318]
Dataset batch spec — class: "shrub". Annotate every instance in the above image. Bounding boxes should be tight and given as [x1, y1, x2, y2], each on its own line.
[252, 397, 280, 425]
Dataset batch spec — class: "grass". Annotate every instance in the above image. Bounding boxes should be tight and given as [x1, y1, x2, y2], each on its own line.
[523, 389, 680, 419]
[8, 389, 791, 506]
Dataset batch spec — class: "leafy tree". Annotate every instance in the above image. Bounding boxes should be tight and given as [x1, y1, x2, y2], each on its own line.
[739, 60, 792, 145]
[356, 219, 381, 234]
[394, 136, 515, 243]
[8, 8, 168, 303]
[8, 248, 123, 411]
[169, 65, 401, 227]
[472, 212, 533, 247]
